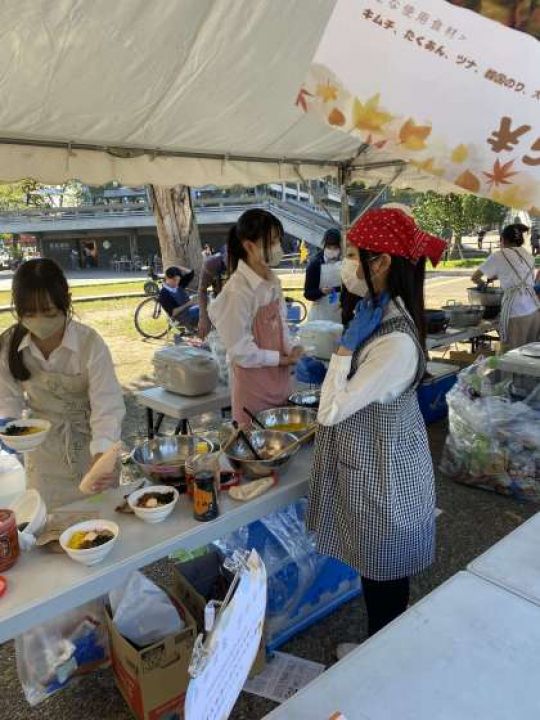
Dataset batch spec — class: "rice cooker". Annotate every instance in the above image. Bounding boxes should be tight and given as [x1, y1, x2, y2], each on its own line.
[153, 346, 219, 396]
[298, 321, 343, 360]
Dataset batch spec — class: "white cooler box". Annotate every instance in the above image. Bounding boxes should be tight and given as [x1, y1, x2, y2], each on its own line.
[153, 346, 219, 396]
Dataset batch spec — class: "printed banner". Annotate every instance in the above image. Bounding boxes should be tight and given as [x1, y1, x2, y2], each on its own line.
[300, 0, 540, 211]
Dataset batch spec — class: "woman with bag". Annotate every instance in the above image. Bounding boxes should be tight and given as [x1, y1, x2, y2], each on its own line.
[307, 208, 446, 652]
[472, 223, 540, 349]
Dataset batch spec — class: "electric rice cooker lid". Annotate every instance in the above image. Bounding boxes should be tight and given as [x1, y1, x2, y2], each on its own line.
[153, 346, 219, 394]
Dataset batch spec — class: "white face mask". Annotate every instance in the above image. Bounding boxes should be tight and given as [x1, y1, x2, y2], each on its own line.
[341, 258, 368, 296]
[324, 248, 340, 263]
[268, 243, 284, 267]
[21, 314, 65, 340]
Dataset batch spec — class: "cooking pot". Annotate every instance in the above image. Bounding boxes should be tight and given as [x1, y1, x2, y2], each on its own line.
[425, 309, 449, 335]
[467, 286, 503, 320]
[442, 301, 484, 328]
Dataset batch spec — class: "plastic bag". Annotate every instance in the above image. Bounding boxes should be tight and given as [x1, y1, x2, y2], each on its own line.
[207, 330, 229, 387]
[441, 358, 540, 502]
[109, 572, 184, 647]
[16, 599, 108, 706]
[214, 500, 322, 641]
[79, 441, 122, 494]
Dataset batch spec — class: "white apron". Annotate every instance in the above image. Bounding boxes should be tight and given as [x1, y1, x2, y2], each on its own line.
[499, 249, 540, 344]
[22, 348, 92, 511]
[308, 260, 342, 323]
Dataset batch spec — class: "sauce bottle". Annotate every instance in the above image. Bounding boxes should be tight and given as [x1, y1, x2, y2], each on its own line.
[0, 510, 20, 572]
[193, 472, 219, 522]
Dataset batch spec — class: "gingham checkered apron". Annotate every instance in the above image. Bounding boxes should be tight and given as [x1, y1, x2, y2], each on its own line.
[307, 314, 436, 581]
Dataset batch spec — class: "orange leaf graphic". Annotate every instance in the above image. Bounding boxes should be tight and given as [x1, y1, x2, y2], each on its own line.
[399, 119, 432, 151]
[451, 144, 469, 163]
[412, 157, 445, 177]
[328, 108, 346, 126]
[295, 87, 313, 113]
[483, 159, 518, 188]
[455, 170, 480, 193]
[366, 133, 387, 149]
[352, 95, 393, 132]
[316, 82, 339, 103]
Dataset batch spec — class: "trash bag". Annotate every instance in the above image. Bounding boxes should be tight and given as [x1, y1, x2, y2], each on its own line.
[16, 599, 108, 706]
[109, 572, 184, 648]
[441, 357, 540, 502]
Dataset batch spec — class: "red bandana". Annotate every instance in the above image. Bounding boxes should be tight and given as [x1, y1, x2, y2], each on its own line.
[347, 208, 447, 267]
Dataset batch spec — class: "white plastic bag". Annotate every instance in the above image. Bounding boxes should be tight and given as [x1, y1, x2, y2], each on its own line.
[109, 572, 184, 647]
[79, 441, 122, 494]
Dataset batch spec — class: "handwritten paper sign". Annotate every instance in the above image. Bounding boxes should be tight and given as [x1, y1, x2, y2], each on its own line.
[185, 550, 267, 720]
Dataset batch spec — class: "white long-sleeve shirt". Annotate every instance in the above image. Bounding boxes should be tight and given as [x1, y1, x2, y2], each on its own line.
[208, 260, 293, 367]
[318, 302, 419, 427]
[0, 320, 125, 455]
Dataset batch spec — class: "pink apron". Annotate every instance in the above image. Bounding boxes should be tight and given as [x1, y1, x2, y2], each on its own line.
[232, 299, 291, 424]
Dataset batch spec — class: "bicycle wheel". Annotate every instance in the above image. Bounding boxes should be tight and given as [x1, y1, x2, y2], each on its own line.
[284, 296, 308, 324]
[134, 297, 169, 339]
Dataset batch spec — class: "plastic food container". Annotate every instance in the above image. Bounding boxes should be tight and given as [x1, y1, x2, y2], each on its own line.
[0, 510, 20, 572]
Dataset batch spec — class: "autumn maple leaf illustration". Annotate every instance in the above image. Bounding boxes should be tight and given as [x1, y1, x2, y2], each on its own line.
[483, 159, 518, 188]
[352, 95, 393, 132]
[316, 82, 339, 103]
[296, 88, 314, 113]
[399, 119, 432, 151]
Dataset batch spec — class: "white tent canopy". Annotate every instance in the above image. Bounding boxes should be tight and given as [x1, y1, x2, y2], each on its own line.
[0, 0, 454, 191]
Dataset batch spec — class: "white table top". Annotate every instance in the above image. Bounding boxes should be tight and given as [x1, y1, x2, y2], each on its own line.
[468, 512, 540, 607]
[426, 321, 498, 350]
[135, 384, 231, 419]
[265, 572, 540, 720]
[498, 347, 540, 378]
[0, 449, 311, 644]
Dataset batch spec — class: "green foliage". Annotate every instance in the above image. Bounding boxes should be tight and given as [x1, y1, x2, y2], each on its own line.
[412, 191, 506, 241]
[0, 180, 45, 211]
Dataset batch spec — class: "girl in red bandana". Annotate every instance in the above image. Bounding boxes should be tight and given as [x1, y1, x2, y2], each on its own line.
[307, 207, 446, 655]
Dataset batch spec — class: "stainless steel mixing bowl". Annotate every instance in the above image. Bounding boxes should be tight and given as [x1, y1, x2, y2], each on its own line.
[255, 407, 317, 438]
[132, 434, 215, 484]
[224, 429, 299, 479]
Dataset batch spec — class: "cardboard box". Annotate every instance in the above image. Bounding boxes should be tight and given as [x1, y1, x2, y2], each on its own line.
[105, 585, 197, 720]
[448, 349, 496, 367]
[173, 551, 266, 678]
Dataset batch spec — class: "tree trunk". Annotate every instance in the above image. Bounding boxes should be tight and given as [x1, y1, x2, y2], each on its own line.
[148, 185, 202, 279]
[449, 233, 465, 260]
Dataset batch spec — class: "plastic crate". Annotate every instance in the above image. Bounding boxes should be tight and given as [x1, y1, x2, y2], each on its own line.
[215, 501, 362, 651]
[418, 361, 460, 424]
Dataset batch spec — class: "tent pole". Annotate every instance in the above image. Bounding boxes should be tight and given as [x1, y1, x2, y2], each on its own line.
[338, 164, 352, 233]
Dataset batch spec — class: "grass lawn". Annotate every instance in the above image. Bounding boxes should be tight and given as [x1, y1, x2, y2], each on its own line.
[0, 281, 144, 307]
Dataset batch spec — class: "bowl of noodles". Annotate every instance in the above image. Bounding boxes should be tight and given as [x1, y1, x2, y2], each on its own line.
[0, 418, 51, 452]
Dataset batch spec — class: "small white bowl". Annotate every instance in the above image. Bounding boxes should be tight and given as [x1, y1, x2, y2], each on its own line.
[127, 486, 179, 524]
[0, 418, 51, 452]
[10, 489, 47, 536]
[60, 520, 119, 566]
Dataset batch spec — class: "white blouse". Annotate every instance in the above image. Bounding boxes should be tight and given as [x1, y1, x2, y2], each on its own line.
[318, 302, 420, 427]
[0, 320, 125, 456]
[208, 260, 293, 368]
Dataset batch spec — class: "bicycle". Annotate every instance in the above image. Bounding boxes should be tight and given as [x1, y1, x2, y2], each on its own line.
[134, 272, 198, 340]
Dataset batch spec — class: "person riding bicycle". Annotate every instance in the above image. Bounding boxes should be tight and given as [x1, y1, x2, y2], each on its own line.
[158, 265, 199, 329]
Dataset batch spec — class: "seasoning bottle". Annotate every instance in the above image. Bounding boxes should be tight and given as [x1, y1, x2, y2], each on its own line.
[0, 510, 20, 572]
[193, 472, 219, 522]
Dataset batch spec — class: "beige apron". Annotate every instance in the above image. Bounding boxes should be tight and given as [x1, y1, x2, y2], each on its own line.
[22, 346, 92, 511]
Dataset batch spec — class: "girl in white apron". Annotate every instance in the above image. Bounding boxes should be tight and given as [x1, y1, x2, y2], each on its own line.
[0, 259, 125, 510]
[308, 208, 446, 653]
[472, 224, 540, 349]
[304, 228, 342, 323]
[208, 209, 302, 425]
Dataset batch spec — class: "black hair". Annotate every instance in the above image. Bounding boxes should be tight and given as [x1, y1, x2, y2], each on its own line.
[323, 228, 342, 247]
[227, 209, 284, 273]
[501, 223, 528, 247]
[1, 258, 72, 381]
[359, 249, 426, 347]
[165, 266, 181, 278]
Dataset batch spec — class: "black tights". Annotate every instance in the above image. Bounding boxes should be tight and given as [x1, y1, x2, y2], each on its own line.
[361, 576, 410, 637]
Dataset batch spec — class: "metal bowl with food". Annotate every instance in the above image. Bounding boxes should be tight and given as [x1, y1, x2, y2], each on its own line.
[288, 389, 321, 409]
[467, 286, 504, 320]
[225, 430, 299, 479]
[255, 407, 317, 439]
[132, 435, 215, 488]
[442, 302, 484, 328]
